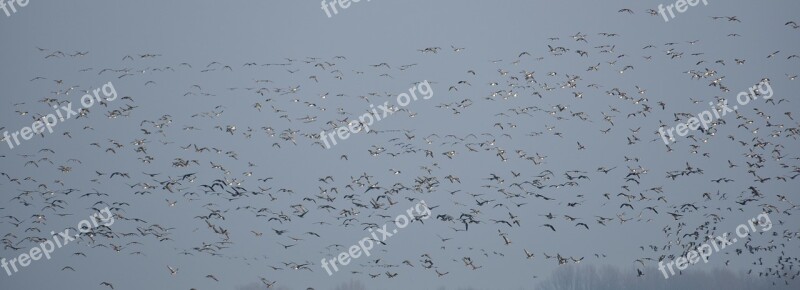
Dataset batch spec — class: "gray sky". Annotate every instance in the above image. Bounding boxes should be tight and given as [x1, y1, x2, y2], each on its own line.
[1, 1, 799, 290]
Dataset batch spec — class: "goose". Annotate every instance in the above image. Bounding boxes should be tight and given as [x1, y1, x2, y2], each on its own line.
[524, 249, 535, 259]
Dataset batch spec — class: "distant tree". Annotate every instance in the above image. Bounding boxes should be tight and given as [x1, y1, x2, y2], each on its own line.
[536, 264, 799, 290]
[333, 279, 366, 290]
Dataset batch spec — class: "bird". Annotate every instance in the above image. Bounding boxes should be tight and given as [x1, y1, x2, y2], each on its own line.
[167, 265, 179, 276]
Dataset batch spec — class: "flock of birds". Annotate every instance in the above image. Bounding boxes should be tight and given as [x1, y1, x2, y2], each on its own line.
[1, 7, 800, 290]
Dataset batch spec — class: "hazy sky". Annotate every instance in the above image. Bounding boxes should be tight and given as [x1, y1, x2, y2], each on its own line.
[1, 1, 799, 290]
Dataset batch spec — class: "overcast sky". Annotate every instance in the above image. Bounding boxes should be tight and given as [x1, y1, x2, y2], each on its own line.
[1, 1, 799, 290]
